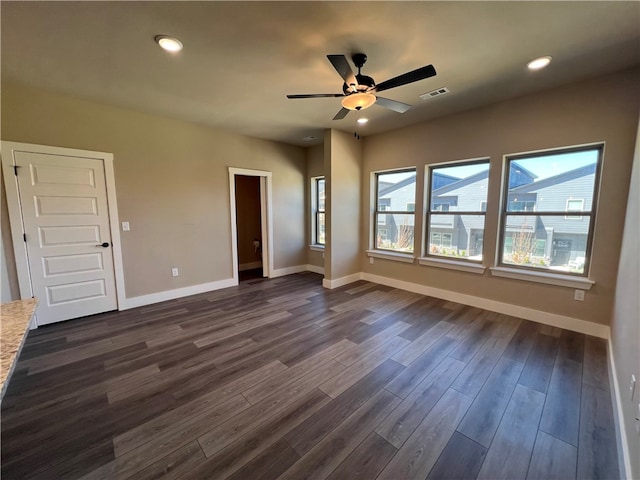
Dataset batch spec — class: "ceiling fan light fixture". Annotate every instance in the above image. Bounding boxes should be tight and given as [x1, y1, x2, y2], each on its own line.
[357, 117, 368, 125]
[527, 56, 552, 70]
[341, 92, 376, 111]
[155, 35, 183, 52]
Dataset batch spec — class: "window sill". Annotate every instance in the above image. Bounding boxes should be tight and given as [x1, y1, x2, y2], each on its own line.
[418, 257, 486, 274]
[490, 266, 594, 290]
[366, 250, 415, 264]
[309, 245, 325, 252]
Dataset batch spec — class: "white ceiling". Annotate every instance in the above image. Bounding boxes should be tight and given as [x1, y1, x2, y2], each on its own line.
[2, 1, 639, 147]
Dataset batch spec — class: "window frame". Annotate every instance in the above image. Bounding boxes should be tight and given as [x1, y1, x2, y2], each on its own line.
[425, 158, 490, 263]
[373, 167, 417, 253]
[497, 144, 603, 277]
[311, 176, 325, 246]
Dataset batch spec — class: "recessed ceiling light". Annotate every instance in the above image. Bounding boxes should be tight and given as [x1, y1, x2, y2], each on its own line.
[155, 35, 183, 52]
[357, 118, 369, 125]
[527, 56, 552, 71]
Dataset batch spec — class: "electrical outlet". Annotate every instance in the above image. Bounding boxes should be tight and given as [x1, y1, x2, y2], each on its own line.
[122, 221, 130, 231]
[171, 267, 179, 277]
[630, 375, 637, 401]
[574, 289, 585, 301]
[369, 257, 374, 264]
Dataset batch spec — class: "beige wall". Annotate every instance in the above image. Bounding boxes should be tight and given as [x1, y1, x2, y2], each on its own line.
[306, 144, 324, 270]
[0, 165, 19, 302]
[326, 129, 362, 281]
[1, 83, 306, 299]
[234, 175, 262, 267]
[611, 117, 640, 479]
[361, 68, 640, 325]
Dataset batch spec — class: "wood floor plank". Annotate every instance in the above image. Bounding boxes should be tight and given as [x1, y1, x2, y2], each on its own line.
[456, 356, 525, 448]
[578, 383, 620, 479]
[517, 332, 558, 393]
[279, 389, 400, 480]
[502, 320, 539, 362]
[384, 335, 458, 399]
[225, 439, 300, 480]
[182, 388, 330, 479]
[319, 336, 409, 399]
[284, 359, 404, 457]
[583, 335, 610, 390]
[539, 355, 582, 446]
[450, 316, 520, 398]
[242, 339, 354, 405]
[127, 440, 205, 480]
[81, 394, 249, 479]
[326, 432, 397, 480]
[477, 384, 545, 480]
[197, 359, 345, 457]
[426, 431, 487, 479]
[335, 321, 410, 366]
[113, 362, 284, 456]
[526, 431, 577, 480]
[377, 356, 466, 448]
[377, 388, 472, 480]
[391, 320, 454, 367]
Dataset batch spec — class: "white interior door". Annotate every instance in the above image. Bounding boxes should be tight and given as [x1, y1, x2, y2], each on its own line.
[13, 151, 118, 325]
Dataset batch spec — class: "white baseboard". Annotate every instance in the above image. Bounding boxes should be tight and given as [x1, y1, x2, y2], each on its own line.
[608, 337, 632, 479]
[121, 278, 237, 310]
[306, 264, 325, 275]
[270, 265, 308, 278]
[239, 261, 263, 272]
[322, 272, 362, 289]
[361, 272, 609, 338]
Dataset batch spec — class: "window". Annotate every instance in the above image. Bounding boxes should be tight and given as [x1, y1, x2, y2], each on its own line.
[312, 177, 325, 245]
[426, 159, 490, 260]
[374, 168, 416, 252]
[565, 198, 584, 219]
[499, 145, 602, 275]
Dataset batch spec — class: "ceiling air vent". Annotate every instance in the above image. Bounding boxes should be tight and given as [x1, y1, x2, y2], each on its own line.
[420, 87, 450, 100]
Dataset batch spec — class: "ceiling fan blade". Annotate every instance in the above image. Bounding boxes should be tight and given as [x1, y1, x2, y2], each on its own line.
[327, 55, 357, 87]
[332, 107, 350, 120]
[374, 64, 437, 93]
[375, 96, 412, 113]
[287, 94, 344, 99]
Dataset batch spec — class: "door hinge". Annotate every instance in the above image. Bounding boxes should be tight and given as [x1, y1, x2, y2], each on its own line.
[23, 233, 27, 242]
[13, 165, 20, 176]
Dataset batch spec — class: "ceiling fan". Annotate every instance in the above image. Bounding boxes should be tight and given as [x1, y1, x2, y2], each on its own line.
[287, 53, 436, 120]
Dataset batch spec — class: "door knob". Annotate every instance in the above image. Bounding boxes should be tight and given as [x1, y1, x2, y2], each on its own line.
[97, 242, 110, 248]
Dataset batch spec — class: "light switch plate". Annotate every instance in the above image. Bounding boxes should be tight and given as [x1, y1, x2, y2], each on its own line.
[122, 221, 130, 231]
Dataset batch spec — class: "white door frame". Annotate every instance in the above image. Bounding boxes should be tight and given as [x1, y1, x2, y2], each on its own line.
[228, 167, 273, 282]
[1, 141, 126, 321]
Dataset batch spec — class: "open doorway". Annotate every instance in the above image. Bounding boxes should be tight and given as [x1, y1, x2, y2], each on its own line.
[228, 167, 273, 284]
[235, 175, 263, 281]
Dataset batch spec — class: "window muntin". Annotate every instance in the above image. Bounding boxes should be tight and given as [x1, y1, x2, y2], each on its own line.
[426, 160, 490, 261]
[374, 169, 416, 252]
[499, 145, 602, 276]
[313, 177, 325, 245]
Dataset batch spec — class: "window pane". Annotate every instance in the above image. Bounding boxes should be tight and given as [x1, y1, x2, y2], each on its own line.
[317, 212, 325, 245]
[502, 214, 591, 273]
[507, 150, 598, 213]
[376, 213, 414, 252]
[377, 171, 416, 211]
[428, 215, 485, 260]
[430, 162, 489, 211]
[317, 179, 325, 211]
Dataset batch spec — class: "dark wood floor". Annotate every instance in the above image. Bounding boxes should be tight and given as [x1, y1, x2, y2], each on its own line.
[1, 273, 620, 479]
